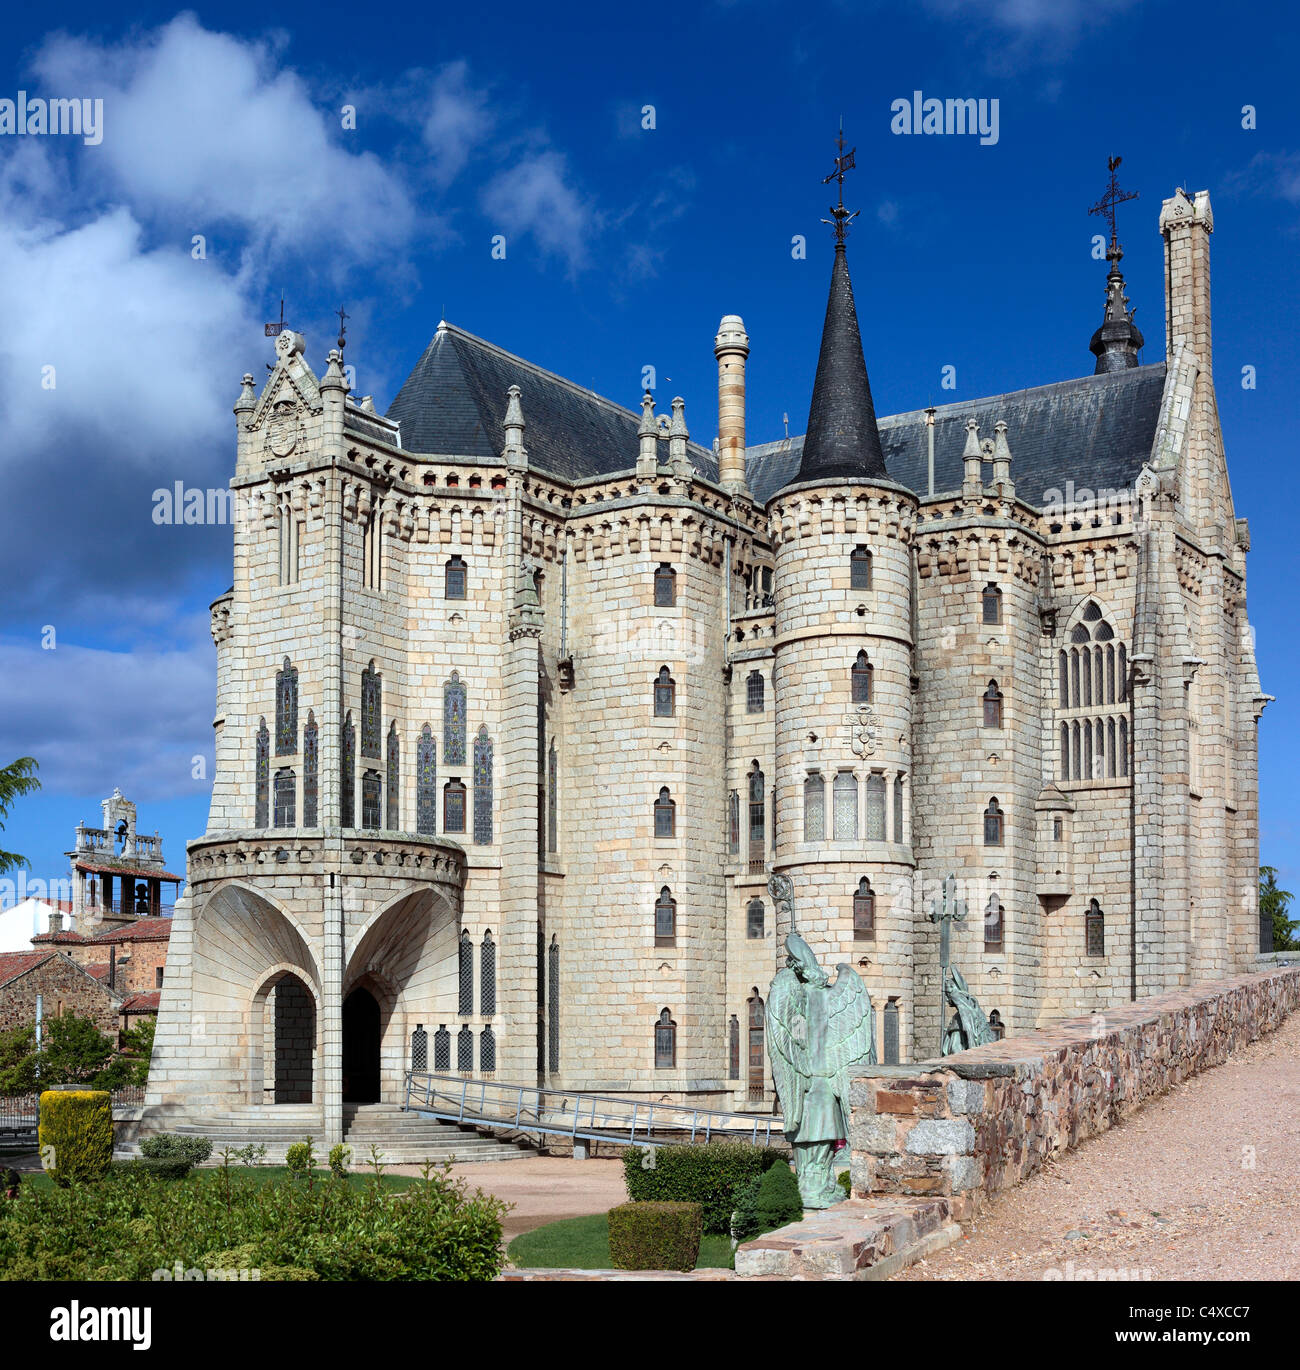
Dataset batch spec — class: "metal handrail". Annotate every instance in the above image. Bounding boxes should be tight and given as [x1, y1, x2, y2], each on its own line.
[402, 1070, 782, 1149]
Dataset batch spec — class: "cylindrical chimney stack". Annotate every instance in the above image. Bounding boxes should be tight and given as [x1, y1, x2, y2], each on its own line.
[714, 315, 750, 495]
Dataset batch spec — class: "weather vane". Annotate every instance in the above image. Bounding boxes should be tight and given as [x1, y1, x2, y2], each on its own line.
[1089, 155, 1138, 253]
[336, 305, 349, 352]
[264, 295, 286, 338]
[821, 120, 859, 244]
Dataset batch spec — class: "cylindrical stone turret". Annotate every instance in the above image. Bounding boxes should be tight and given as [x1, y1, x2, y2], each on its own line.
[714, 315, 750, 494]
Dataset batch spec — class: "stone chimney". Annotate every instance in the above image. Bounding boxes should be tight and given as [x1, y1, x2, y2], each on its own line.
[714, 315, 750, 495]
[636, 393, 658, 481]
[1159, 188, 1213, 374]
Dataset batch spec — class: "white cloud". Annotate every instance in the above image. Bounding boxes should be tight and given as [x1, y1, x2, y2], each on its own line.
[481, 150, 595, 272]
[423, 60, 496, 189]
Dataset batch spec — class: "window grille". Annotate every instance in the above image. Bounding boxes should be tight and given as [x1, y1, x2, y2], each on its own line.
[480, 932, 496, 1016]
[273, 768, 296, 828]
[458, 931, 473, 1016]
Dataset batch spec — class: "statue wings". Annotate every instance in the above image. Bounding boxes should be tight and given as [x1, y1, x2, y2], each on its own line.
[764, 966, 807, 1135]
[825, 964, 876, 1108]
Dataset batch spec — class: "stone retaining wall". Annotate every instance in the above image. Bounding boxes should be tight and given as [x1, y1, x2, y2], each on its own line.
[849, 966, 1300, 1219]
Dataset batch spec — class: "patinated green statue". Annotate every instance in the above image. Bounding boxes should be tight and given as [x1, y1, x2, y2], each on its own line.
[766, 931, 876, 1209]
[940, 965, 997, 1054]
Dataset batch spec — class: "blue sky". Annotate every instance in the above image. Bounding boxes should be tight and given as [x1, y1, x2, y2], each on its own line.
[0, 0, 1296, 899]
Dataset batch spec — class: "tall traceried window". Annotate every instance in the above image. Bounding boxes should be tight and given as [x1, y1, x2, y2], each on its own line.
[747, 765, 765, 872]
[1086, 898, 1105, 956]
[547, 741, 558, 853]
[480, 931, 496, 1017]
[747, 899, 765, 939]
[655, 887, 676, 946]
[341, 711, 355, 827]
[747, 992, 765, 1101]
[850, 545, 873, 590]
[984, 895, 1004, 951]
[654, 667, 675, 717]
[833, 771, 857, 840]
[361, 662, 381, 758]
[445, 555, 467, 600]
[473, 727, 493, 844]
[864, 773, 886, 841]
[983, 797, 1004, 846]
[853, 878, 875, 940]
[386, 723, 400, 830]
[729, 1015, 741, 1081]
[457, 1024, 473, 1074]
[278, 496, 300, 587]
[276, 658, 298, 755]
[883, 1000, 899, 1064]
[654, 563, 676, 607]
[728, 790, 740, 855]
[893, 772, 905, 844]
[458, 931, 473, 1016]
[547, 936, 560, 1074]
[654, 1009, 676, 1069]
[434, 1024, 451, 1071]
[746, 671, 765, 713]
[363, 506, 383, 590]
[273, 767, 295, 828]
[361, 770, 381, 830]
[983, 680, 1003, 729]
[982, 583, 1002, 625]
[302, 712, 318, 827]
[804, 773, 825, 841]
[851, 650, 873, 704]
[416, 725, 436, 834]
[444, 779, 466, 832]
[479, 1026, 496, 1074]
[444, 672, 467, 765]
[655, 787, 676, 838]
[255, 717, 270, 828]
[1057, 601, 1129, 782]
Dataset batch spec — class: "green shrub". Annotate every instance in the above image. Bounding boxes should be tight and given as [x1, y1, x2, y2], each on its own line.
[622, 1142, 786, 1233]
[608, 1201, 702, 1272]
[328, 1144, 352, 1180]
[284, 1138, 315, 1179]
[838, 1168, 852, 1198]
[754, 1160, 802, 1231]
[140, 1134, 213, 1165]
[199, 1243, 318, 1281]
[38, 1090, 112, 1186]
[119, 1157, 194, 1181]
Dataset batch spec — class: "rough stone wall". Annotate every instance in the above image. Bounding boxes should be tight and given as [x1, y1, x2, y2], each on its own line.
[0, 955, 120, 1036]
[848, 966, 1300, 1218]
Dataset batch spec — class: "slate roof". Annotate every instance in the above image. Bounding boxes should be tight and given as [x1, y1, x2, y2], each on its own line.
[746, 362, 1168, 508]
[386, 323, 717, 483]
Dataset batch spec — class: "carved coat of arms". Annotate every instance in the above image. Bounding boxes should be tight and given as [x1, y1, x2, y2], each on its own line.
[266, 399, 302, 458]
[849, 703, 878, 757]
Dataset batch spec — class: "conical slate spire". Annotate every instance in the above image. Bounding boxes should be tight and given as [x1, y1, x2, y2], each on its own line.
[796, 242, 887, 484]
[1089, 243, 1144, 373]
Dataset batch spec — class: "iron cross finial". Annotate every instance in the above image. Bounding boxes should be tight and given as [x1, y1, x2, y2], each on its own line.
[336, 305, 350, 352]
[1088, 154, 1138, 253]
[820, 121, 859, 244]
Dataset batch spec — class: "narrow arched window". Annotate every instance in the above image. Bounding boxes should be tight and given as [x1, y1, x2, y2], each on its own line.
[982, 583, 1002, 625]
[1108, 717, 1118, 779]
[851, 650, 873, 704]
[1085, 898, 1105, 956]
[361, 770, 381, 830]
[988, 1010, 1006, 1041]
[654, 1009, 676, 1069]
[457, 1024, 473, 1074]
[883, 1000, 900, 1065]
[893, 772, 905, 843]
[255, 717, 270, 828]
[302, 712, 318, 827]
[434, 1024, 451, 1071]
[853, 878, 875, 940]
[983, 797, 1004, 846]
[445, 555, 467, 600]
[747, 992, 765, 1100]
[472, 726, 493, 844]
[728, 790, 740, 854]
[1118, 716, 1129, 776]
[850, 545, 872, 590]
[833, 771, 857, 840]
[728, 1015, 741, 1080]
[410, 1024, 428, 1072]
[654, 563, 676, 607]
[864, 773, 886, 841]
[654, 786, 676, 838]
[273, 767, 296, 828]
[275, 657, 298, 755]
[480, 931, 496, 1017]
[1060, 723, 1070, 781]
[747, 898, 765, 939]
[386, 723, 400, 830]
[479, 1025, 496, 1074]
[1058, 650, 1069, 707]
[340, 711, 355, 827]
[547, 936, 560, 1073]
[416, 724, 436, 834]
[804, 773, 825, 841]
[747, 765, 765, 871]
[654, 666, 675, 717]
[444, 778, 467, 832]
[746, 670, 765, 713]
[984, 895, 1004, 951]
[983, 680, 1003, 728]
[443, 672, 467, 764]
[655, 887, 677, 945]
[458, 930, 474, 1016]
[361, 662, 381, 758]
[547, 741, 559, 853]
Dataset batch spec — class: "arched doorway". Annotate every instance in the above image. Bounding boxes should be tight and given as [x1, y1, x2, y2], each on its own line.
[342, 987, 381, 1103]
[273, 974, 315, 1103]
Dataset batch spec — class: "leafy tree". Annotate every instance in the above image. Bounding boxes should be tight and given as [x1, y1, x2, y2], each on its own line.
[1261, 866, 1296, 952]
[0, 1024, 38, 1094]
[118, 1015, 156, 1086]
[0, 758, 39, 875]
[33, 1013, 118, 1086]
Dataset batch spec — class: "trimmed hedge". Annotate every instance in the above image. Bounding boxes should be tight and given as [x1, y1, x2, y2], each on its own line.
[119, 1157, 194, 1181]
[38, 1090, 112, 1186]
[623, 1142, 786, 1233]
[731, 1160, 803, 1242]
[608, 1201, 702, 1272]
[140, 1134, 214, 1166]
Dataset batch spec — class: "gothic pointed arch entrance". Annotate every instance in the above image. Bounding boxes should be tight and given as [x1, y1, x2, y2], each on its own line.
[342, 986, 381, 1103]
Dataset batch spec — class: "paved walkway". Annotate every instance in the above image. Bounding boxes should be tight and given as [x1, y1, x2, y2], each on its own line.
[897, 1008, 1300, 1281]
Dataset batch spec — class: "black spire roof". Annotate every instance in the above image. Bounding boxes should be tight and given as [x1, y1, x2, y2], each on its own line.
[1089, 244, 1145, 373]
[796, 241, 888, 484]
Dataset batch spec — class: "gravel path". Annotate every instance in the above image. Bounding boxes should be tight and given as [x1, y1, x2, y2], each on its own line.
[897, 1009, 1300, 1281]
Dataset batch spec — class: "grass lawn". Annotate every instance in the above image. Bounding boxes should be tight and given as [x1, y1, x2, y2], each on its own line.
[507, 1213, 735, 1271]
[17, 1165, 417, 1194]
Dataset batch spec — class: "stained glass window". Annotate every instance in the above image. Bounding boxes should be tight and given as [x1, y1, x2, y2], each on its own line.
[804, 773, 825, 841]
[547, 936, 560, 1074]
[654, 1009, 676, 1069]
[386, 723, 399, 830]
[273, 768, 296, 828]
[458, 931, 473, 1016]
[303, 712, 318, 827]
[457, 1024, 473, 1073]
[865, 773, 886, 841]
[547, 741, 558, 853]
[434, 1024, 450, 1071]
[480, 932, 496, 1016]
[361, 770, 381, 830]
[416, 725, 436, 835]
[255, 718, 270, 828]
[728, 790, 740, 854]
[444, 779, 466, 833]
[473, 727, 493, 844]
[341, 712, 355, 827]
[444, 672, 467, 765]
[361, 662, 381, 758]
[854, 878, 875, 940]
[833, 771, 857, 841]
[852, 651, 873, 704]
[654, 667, 675, 717]
[747, 994, 764, 1100]
[851, 546, 872, 590]
[748, 766, 764, 868]
[276, 657, 298, 755]
[883, 1000, 899, 1064]
[729, 1015, 740, 1080]
[893, 772, 905, 843]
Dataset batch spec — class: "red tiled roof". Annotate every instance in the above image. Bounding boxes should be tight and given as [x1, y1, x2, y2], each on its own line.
[120, 992, 161, 1013]
[0, 950, 54, 988]
[93, 919, 172, 944]
[85, 962, 112, 981]
[74, 860, 183, 882]
[31, 930, 89, 945]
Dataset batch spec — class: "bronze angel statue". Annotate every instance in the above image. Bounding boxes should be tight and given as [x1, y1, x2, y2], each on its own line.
[765, 932, 876, 1208]
[941, 965, 997, 1055]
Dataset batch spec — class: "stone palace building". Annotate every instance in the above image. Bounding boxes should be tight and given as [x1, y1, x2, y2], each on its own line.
[144, 183, 1268, 1147]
